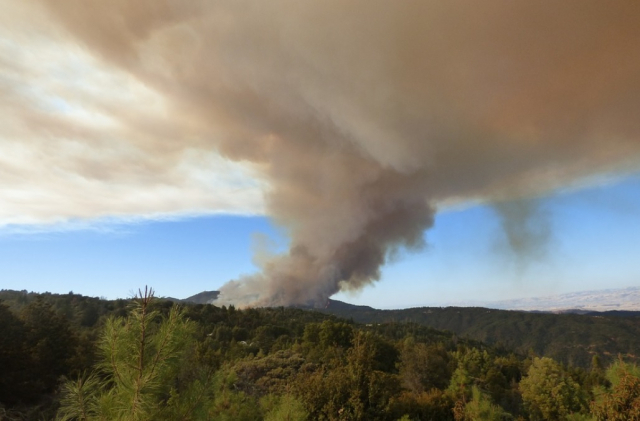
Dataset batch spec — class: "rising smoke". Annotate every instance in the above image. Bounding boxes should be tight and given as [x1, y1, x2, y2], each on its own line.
[21, 1, 640, 306]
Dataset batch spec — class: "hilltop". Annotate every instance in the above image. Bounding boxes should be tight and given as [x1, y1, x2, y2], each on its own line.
[179, 287, 640, 367]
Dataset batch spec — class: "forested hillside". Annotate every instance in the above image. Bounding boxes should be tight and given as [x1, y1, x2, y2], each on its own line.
[1, 289, 639, 420]
[320, 301, 640, 368]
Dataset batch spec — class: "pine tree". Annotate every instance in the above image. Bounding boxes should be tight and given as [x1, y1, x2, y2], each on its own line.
[57, 287, 213, 421]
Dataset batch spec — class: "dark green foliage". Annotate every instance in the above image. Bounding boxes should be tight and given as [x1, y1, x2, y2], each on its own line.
[320, 303, 640, 367]
[398, 339, 452, 393]
[0, 301, 28, 406]
[0, 289, 126, 329]
[21, 298, 79, 395]
[2, 289, 640, 420]
[319, 320, 354, 349]
[57, 288, 212, 420]
[0, 297, 80, 411]
[463, 386, 513, 420]
[232, 350, 307, 396]
[388, 389, 455, 420]
[261, 393, 308, 421]
[206, 370, 263, 420]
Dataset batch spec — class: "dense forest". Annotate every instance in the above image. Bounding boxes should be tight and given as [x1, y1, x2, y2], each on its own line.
[321, 301, 640, 368]
[1, 288, 639, 420]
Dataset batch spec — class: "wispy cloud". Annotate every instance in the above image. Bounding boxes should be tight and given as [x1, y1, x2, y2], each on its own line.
[2, 0, 640, 305]
[0, 1, 264, 228]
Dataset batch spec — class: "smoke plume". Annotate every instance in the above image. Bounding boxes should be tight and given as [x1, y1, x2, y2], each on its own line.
[493, 199, 552, 265]
[11, 1, 640, 305]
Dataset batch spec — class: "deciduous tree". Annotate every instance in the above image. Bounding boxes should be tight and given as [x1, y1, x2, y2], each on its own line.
[519, 357, 586, 420]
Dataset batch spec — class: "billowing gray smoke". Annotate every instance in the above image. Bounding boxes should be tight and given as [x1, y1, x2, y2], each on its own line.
[29, 0, 640, 306]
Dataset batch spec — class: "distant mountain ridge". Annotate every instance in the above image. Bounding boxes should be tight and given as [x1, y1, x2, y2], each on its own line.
[184, 290, 220, 304]
[475, 286, 640, 312]
[318, 301, 640, 367]
[181, 286, 640, 312]
[2, 288, 639, 369]
[177, 286, 640, 367]
[165, 290, 219, 304]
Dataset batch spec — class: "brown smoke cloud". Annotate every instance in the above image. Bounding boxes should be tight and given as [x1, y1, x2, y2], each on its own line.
[493, 199, 552, 265]
[14, 0, 640, 305]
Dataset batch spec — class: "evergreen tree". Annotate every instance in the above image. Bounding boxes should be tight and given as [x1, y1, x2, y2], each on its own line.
[57, 287, 212, 421]
[21, 297, 78, 398]
[0, 301, 27, 406]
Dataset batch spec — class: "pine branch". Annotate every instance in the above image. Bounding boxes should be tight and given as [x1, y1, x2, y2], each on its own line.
[177, 370, 215, 421]
[130, 287, 153, 417]
[147, 307, 180, 382]
[105, 319, 124, 385]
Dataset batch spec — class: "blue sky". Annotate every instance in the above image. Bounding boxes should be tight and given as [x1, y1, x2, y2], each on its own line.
[2, 2, 640, 309]
[2, 174, 638, 309]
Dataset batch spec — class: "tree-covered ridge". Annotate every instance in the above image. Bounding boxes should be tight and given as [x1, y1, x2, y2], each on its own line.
[320, 301, 640, 368]
[1, 289, 639, 420]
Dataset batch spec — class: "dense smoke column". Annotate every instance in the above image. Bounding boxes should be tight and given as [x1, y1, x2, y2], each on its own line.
[219, 126, 437, 306]
[16, 0, 640, 306]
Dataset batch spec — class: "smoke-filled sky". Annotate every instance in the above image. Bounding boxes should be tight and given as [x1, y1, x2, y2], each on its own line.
[1, 1, 639, 307]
